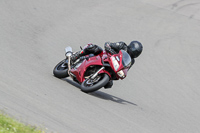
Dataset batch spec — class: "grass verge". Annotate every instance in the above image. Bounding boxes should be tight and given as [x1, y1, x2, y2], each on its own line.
[0, 112, 45, 133]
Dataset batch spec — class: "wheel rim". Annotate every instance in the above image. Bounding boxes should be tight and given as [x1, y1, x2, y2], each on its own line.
[85, 76, 101, 87]
[57, 61, 68, 70]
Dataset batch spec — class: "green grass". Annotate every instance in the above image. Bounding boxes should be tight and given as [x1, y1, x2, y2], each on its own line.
[0, 112, 45, 133]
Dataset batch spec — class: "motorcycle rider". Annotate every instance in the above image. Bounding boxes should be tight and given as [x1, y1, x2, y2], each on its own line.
[70, 41, 143, 88]
[104, 41, 143, 68]
[71, 41, 143, 67]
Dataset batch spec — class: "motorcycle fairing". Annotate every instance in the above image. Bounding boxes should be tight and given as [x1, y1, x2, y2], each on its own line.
[70, 55, 105, 83]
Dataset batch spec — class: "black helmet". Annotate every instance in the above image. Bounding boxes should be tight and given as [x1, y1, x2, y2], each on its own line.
[127, 41, 143, 58]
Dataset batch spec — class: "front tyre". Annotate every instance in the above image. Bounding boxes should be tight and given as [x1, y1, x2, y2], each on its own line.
[81, 74, 110, 93]
[53, 59, 69, 78]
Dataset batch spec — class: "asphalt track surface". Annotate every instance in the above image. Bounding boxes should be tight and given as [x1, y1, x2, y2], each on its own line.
[0, 0, 200, 133]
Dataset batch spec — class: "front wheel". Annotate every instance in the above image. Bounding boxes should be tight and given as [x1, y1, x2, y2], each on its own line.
[81, 74, 110, 93]
[53, 59, 69, 78]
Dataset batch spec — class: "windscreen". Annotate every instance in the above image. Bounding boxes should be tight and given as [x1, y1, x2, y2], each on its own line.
[65, 46, 72, 53]
[121, 50, 131, 68]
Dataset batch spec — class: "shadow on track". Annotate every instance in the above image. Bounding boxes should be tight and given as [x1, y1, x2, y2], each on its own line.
[90, 91, 137, 106]
[63, 78, 137, 106]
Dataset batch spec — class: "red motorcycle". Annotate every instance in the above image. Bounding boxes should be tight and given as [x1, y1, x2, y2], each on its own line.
[53, 46, 132, 93]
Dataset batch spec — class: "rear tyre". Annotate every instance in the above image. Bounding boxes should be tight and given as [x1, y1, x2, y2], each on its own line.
[53, 59, 69, 78]
[81, 74, 110, 93]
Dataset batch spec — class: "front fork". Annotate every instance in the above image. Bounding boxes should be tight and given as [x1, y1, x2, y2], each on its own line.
[66, 55, 75, 79]
[90, 67, 105, 79]
[67, 56, 71, 76]
[90, 67, 112, 81]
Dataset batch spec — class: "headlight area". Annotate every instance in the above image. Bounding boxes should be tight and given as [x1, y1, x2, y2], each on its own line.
[111, 57, 119, 71]
[117, 70, 125, 78]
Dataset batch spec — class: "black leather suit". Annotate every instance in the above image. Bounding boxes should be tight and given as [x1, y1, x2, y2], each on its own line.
[81, 44, 103, 56]
[71, 44, 103, 62]
[104, 41, 135, 68]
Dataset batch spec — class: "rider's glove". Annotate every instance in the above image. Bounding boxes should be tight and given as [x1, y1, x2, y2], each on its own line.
[105, 44, 117, 55]
[107, 48, 116, 55]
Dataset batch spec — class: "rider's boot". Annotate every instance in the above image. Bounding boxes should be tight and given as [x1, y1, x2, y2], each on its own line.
[104, 80, 113, 89]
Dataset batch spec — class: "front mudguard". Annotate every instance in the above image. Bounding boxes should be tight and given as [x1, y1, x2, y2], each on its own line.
[98, 69, 112, 79]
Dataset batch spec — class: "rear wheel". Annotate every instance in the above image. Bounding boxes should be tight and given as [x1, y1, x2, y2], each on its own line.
[81, 74, 110, 93]
[53, 59, 69, 78]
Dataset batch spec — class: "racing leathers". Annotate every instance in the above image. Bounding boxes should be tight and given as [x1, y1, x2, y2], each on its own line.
[70, 43, 103, 62]
[104, 41, 135, 68]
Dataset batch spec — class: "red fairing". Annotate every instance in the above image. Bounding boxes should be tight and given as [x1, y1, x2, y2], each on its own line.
[70, 55, 103, 83]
